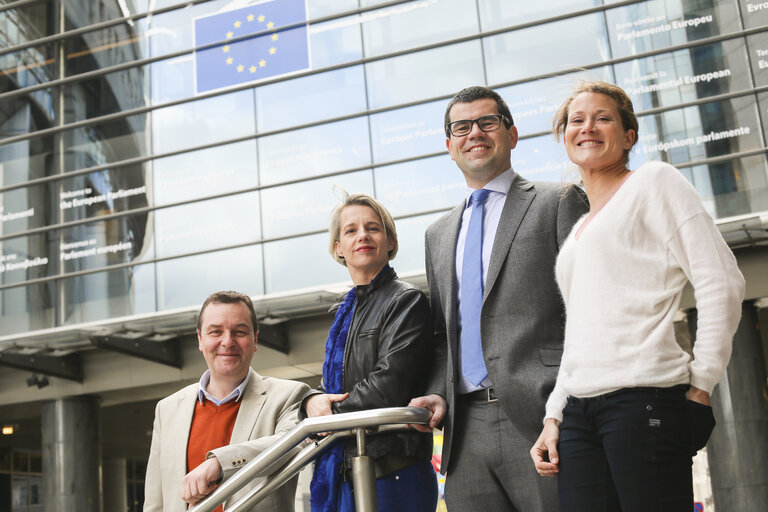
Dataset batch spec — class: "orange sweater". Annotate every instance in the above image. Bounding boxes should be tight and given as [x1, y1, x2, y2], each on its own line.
[187, 399, 242, 512]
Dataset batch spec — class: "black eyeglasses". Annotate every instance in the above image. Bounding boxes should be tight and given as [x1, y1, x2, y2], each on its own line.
[446, 114, 511, 137]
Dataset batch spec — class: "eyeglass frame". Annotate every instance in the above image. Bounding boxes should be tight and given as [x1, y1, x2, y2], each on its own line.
[445, 114, 513, 137]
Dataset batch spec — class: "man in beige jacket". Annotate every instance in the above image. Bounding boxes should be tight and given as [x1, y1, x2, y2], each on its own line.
[143, 291, 309, 512]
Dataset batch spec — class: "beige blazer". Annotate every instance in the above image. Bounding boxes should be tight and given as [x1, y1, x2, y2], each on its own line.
[143, 368, 309, 512]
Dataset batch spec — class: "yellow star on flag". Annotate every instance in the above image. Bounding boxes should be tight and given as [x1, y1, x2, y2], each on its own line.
[258, 15, 265, 22]
[271, 34, 278, 41]
[269, 47, 276, 55]
[249, 65, 257, 73]
[223, 45, 230, 53]
[234, 20, 241, 28]
[226, 57, 233, 65]
[237, 64, 244, 72]
[247, 14, 254, 22]
[226, 31, 233, 39]
[267, 21, 274, 29]
[259, 59, 266, 67]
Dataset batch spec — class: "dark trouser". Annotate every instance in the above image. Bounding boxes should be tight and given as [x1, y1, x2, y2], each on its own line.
[558, 385, 715, 512]
[338, 460, 437, 512]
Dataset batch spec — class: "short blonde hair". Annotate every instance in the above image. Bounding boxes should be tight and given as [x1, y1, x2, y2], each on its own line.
[329, 192, 398, 266]
[553, 81, 639, 165]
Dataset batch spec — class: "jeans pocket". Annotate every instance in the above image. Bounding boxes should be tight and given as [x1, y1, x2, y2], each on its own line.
[688, 399, 716, 454]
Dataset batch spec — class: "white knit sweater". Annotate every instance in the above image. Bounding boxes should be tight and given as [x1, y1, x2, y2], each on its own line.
[545, 161, 745, 422]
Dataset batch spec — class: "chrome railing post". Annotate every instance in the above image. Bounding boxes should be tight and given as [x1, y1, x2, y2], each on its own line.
[350, 427, 378, 512]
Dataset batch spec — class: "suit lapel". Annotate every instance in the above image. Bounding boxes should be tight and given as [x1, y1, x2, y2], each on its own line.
[434, 204, 464, 367]
[230, 369, 267, 443]
[484, 174, 535, 302]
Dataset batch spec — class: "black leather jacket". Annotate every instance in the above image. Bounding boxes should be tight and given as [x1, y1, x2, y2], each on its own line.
[302, 266, 433, 469]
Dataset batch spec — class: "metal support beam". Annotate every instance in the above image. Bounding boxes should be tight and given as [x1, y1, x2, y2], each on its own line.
[258, 318, 290, 354]
[0, 350, 82, 382]
[91, 334, 182, 368]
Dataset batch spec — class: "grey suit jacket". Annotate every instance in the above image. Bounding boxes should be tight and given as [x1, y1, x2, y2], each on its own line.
[143, 368, 309, 512]
[425, 172, 588, 474]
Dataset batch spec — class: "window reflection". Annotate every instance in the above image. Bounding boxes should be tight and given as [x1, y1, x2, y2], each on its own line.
[260, 170, 373, 239]
[263, 232, 349, 294]
[156, 245, 264, 310]
[484, 13, 610, 86]
[307, 0, 359, 19]
[258, 117, 370, 185]
[309, 15, 363, 68]
[512, 135, 574, 183]
[59, 167, 150, 223]
[366, 41, 484, 109]
[65, 66, 149, 122]
[605, 0, 739, 60]
[153, 140, 258, 205]
[369, 100, 446, 163]
[152, 89, 255, 154]
[1, 232, 52, 286]
[61, 263, 156, 325]
[154, 192, 261, 259]
[374, 155, 465, 218]
[64, 115, 149, 171]
[477, 0, 600, 31]
[0, 283, 54, 336]
[255, 66, 367, 131]
[361, 0, 478, 58]
[0, 184, 48, 237]
[613, 40, 751, 111]
[747, 33, 768, 86]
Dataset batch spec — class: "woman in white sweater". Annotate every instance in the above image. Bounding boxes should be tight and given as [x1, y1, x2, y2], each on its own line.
[529, 81, 745, 511]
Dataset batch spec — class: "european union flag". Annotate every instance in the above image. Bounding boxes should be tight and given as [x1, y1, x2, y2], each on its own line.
[194, 0, 310, 94]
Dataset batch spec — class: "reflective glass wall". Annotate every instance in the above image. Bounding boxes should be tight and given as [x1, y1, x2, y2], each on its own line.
[1, 0, 767, 335]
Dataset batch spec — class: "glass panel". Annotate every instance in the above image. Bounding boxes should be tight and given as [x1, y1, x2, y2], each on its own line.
[12, 451, 27, 472]
[59, 167, 150, 223]
[498, 67, 614, 137]
[0, 183, 49, 238]
[740, 0, 768, 28]
[361, 0, 478, 58]
[255, 65, 367, 131]
[65, 15, 148, 75]
[0, 136, 54, 188]
[374, 155, 465, 217]
[478, 0, 601, 30]
[308, 0, 359, 19]
[150, 54, 195, 104]
[28, 453, 41, 473]
[263, 232, 350, 293]
[366, 40, 484, 109]
[156, 245, 264, 310]
[605, 0, 741, 60]
[614, 39, 752, 111]
[64, 67, 150, 122]
[1, 232, 53, 285]
[154, 192, 261, 259]
[0, 1, 54, 42]
[0, 45, 57, 93]
[484, 13, 610, 86]
[60, 213, 154, 274]
[258, 117, 371, 185]
[0, 283, 55, 336]
[153, 140, 259, 206]
[61, 263, 156, 325]
[151, 89, 255, 154]
[64, 114, 149, 172]
[747, 32, 768, 86]
[309, 14, 363, 68]
[392, 213, 442, 275]
[369, 100, 446, 163]
[260, 170, 374, 239]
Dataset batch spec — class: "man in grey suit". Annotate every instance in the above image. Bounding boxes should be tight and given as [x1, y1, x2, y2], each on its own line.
[144, 291, 309, 512]
[409, 86, 588, 511]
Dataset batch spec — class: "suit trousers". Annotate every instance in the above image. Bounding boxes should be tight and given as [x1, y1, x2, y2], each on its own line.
[338, 460, 437, 512]
[558, 385, 715, 512]
[444, 396, 558, 512]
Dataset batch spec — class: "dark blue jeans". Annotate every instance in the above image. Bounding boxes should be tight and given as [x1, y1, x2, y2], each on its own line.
[338, 460, 438, 512]
[558, 385, 715, 512]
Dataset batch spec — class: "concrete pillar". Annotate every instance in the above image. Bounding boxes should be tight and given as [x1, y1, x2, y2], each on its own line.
[103, 457, 127, 512]
[696, 303, 768, 511]
[42, 396, 102, 512]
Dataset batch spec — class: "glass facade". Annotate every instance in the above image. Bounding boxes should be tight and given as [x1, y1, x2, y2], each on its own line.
[1, 0, 767, 335]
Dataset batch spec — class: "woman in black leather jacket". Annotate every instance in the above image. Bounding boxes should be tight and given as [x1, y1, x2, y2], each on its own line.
[301, 193, 437, 512]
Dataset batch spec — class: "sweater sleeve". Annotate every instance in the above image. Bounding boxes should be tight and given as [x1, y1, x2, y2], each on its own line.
[666, 210, 745, 392]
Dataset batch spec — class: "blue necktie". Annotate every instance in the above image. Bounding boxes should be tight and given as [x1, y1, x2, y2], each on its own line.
[460, 189, 491, 386]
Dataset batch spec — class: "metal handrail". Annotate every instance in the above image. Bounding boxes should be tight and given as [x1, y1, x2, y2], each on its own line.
[188, 406, 431, 512]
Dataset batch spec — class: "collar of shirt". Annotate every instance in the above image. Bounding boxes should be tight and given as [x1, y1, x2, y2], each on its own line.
[197, 369, 251, 406]
[462, 167, 514, 207]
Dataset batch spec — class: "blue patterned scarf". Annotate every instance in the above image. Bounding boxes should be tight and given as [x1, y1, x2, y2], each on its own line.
[310, 286, 357, 512]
